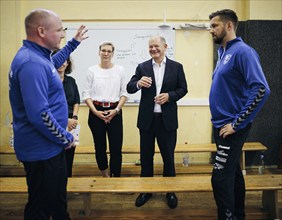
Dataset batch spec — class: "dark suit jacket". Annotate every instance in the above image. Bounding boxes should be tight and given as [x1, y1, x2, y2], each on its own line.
[127, 57, 188, 131]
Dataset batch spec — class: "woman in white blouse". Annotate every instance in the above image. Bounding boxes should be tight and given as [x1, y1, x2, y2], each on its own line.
[82, 42, 128, 177]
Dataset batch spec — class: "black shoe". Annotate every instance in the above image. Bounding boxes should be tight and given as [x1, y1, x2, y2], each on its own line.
[135, 193, 152, 207]
[166, 193, 178, 209]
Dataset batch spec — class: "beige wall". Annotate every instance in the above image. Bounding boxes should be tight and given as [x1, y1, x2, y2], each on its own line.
[247, 0, 282, 20]
[1, 1, 281, 154]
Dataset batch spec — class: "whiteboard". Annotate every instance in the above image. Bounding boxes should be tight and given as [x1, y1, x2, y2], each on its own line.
[65, 24, 175, 103]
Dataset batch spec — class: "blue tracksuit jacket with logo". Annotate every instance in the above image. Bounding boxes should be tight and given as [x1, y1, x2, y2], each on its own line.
[9, 39, 79, 161]
[209, 37, 270, 131]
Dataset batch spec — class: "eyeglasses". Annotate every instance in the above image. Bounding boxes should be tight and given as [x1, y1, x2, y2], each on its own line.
[100, 49, 113, 54]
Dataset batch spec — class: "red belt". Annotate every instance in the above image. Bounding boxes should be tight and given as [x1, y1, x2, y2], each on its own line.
[93, 101, 118, 108]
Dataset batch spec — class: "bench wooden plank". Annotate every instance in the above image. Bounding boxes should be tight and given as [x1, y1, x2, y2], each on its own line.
[0, 142, 267, 154]
[0, 164, 214, 177]
[1, 174, 281, 193]
[1, 174, 281, 218]
[73, 142, 267, 154]
[68, 175, 282, 193]
[0, 142, 267, 175]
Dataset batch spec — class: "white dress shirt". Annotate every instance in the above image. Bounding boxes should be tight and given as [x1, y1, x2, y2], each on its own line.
[153, 57, 166, 113]
[82, 64, 128, 102]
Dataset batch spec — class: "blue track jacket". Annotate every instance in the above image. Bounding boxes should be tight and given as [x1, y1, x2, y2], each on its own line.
[209, 37, 270, 131]
[9, 39, 80, 161]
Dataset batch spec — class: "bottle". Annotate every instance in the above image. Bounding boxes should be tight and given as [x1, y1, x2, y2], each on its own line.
[258, 154, 265, 175]
[183, 153, 189, 167]
[9, 122, 14, 148]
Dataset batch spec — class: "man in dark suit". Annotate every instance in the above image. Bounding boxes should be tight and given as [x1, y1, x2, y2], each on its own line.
[127, 35, 188, 209]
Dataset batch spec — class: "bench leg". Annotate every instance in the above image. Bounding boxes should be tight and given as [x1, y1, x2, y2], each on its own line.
[82, 193, 91, 216]
[262, 190, 279, 219]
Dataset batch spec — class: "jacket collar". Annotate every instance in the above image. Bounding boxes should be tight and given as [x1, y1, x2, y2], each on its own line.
[23, 40, 52, 61]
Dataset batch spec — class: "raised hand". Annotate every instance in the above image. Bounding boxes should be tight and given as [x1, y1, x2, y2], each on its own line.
[73, 25, 89, 42]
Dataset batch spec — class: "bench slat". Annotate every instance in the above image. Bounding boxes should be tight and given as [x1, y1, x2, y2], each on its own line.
[0, 164, 214, 177]
[1, 174, 281, 193]
[0, 142, 267, 154]
[1, 174, 280, 218]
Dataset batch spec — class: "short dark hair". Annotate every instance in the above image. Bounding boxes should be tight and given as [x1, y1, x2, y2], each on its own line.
[209, 9, 238, 30]
[51, 49, 73, 74]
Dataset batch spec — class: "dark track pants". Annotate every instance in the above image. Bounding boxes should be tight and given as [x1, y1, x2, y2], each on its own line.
[22, 150, 70, 220]
[212, 123, 251, 220]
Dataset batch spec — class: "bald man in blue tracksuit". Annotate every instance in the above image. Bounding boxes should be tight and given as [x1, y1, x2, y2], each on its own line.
[9, 9, 88, 220]
[209, 9, 270, 220]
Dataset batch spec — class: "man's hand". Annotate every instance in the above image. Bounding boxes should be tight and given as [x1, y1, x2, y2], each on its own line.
[154, 93, 169, 105]
[138, 76, 152, 88]
[73, 25, 89, 42]
[219, 123, 235, 138]
[65, 138, 76, 149]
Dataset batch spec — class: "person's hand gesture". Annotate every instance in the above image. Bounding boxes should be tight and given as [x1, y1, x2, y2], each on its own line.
[73, 25, 89, 42]
[94, 110, 109, 122]
[103, 109, 118, 124]
[67, 118, 78, 131]
[65, 136, 76, 149]
[155, 93, 169, 105]
[219, 123, 235, 138]
[138, 76, 152, 88]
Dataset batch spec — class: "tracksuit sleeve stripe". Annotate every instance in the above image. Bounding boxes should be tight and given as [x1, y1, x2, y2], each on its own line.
[233, 87, 266, 129]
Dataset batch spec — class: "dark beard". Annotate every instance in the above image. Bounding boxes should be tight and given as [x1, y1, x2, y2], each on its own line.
[214, 37, 223, 44]
[213, 29, 226, 45]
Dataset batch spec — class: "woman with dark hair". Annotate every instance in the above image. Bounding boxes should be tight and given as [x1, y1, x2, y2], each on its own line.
[53, 50, 80, 177]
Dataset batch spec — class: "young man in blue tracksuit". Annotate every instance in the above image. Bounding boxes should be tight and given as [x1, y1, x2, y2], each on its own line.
[9, 9, 88, 220]
[208, 9, 270, 220]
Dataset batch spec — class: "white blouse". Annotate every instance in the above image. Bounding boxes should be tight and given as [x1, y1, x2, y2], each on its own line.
[82, 64, 128, 102]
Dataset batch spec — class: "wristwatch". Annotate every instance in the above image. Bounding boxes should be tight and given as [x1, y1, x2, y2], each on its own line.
[72, 115, 78, 120]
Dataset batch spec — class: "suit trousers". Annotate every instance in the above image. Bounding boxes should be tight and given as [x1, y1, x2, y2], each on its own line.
[88, 108, 123, 177]
[22, 150, 70, 220]
[212, 123, 251, 220]
[139, 114, 177, 177]
[65, 147, 75, 177]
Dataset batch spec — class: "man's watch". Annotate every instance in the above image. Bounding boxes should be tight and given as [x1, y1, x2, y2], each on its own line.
[72, 115, 78, 120]
[115, 107, 121, 115]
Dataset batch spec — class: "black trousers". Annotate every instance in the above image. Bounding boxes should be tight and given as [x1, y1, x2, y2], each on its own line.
[212, 123, 251, 220]
[22, 150, 70, 220]
[66, 114, 76, 177]
[139, 114, 177, 177]
[65, 147, 75, 177]
[88, 107, 123, 177]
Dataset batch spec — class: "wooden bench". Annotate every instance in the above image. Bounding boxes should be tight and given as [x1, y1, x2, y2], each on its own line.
[1, 174, 281, 218]
[0, 142, 267, 175]
[0, 163, 214, 177]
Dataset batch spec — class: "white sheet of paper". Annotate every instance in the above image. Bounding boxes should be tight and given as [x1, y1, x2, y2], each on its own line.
[70, 124, 80, 145]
